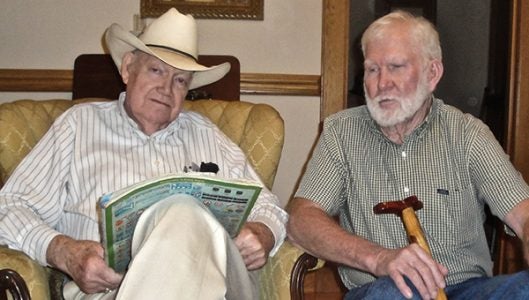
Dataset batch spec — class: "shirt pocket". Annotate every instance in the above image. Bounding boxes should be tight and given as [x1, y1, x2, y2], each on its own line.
[414, 183, 482, 249]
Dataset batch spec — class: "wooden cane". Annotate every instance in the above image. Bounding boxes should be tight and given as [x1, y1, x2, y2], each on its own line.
[374, 196, 448, 300]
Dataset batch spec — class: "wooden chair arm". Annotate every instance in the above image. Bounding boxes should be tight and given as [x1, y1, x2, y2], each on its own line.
[0, 268, 31, 300]
[290, 252, 319, 300]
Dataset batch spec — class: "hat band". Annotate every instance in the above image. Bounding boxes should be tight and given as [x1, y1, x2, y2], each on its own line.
[146, 44, 197, 62]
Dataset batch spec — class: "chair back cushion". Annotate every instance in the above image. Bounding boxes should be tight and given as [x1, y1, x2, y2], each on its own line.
[184, 100, 284, 189]
[0, 98, 283, 190]
[72, 54, 241, 101]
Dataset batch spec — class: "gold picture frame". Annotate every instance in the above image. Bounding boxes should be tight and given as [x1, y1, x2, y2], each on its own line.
[141, 0, 264, 20]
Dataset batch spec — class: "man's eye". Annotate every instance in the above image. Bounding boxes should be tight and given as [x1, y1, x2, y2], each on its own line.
[150, 67, 161, 74]
[388, 64, 403, 71]
[365, 67, 379, 75]
[175, 76, 189, 86]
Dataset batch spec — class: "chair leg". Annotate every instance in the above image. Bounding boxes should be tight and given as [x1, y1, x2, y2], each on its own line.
[0, 269, 31, 300]
[290, 252, 319, 300]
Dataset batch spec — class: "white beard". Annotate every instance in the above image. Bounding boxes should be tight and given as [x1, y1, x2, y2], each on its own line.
[365, 73, 431, 128]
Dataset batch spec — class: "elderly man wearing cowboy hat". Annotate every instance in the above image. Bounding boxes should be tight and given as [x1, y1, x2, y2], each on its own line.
[0, 8, 287, 300]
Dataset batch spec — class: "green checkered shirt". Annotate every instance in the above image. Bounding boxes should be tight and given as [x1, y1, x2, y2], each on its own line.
[295, 98, 529, 288]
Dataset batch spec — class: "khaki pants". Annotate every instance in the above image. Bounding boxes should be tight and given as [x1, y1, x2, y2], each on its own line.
[63, 195, 258, 300]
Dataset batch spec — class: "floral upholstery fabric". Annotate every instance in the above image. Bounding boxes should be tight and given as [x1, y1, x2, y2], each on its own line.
[0, 98, 303, 300]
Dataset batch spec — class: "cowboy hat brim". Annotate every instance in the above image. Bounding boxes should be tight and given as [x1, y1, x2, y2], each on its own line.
[105, 23, 230, 90]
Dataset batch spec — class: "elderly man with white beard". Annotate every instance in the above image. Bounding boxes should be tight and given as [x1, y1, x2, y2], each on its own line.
[287, 10, 529, 300]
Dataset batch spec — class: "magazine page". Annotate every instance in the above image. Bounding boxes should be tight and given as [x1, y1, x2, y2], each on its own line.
[98, 173, 262, 273]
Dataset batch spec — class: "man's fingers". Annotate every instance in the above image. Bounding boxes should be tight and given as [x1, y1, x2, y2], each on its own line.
[383, 245, 447, 299]
[390, 273, 414, 299]
[411, 245, 447, 292]
[101, 268, 124, 289]
[433, 262, 448, 289]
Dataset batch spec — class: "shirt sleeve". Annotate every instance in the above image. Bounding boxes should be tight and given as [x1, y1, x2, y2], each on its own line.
[295, 117, 349, 216]
[0, 112, 75, 265]
[214, 125, 288, 256]
[469, 119, 529, 220]
[243, 165, 288, 256]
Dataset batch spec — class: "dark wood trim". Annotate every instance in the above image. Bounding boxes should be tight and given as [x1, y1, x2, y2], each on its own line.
[494, 0, 529, 276]
[290, 253, 319, 300]
[241, 73, 320, 96]
[141, 0, 264, 20]
[0, 268, 31, 300]
[506, 0, 529, 178]
[0, 69, 320, 96]
[0, 69, 72, 92]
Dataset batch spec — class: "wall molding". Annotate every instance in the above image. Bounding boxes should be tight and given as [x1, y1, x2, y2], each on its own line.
[0, 69, 320, 96]
[0, 69, 72, 92]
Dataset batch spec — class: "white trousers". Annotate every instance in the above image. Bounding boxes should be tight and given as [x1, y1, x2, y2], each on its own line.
[63, 195, 258, 300]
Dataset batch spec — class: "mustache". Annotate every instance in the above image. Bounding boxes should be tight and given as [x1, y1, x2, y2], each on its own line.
[369, 94, 405, 104]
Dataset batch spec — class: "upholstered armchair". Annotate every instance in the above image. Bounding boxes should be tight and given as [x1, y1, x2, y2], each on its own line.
[0, 98, 306, 299]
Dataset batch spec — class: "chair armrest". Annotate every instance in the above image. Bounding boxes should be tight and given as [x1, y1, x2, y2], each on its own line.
[290, 252, 320, 300]
[0, 246, 50, 299]
[0, 268, 30, 300]
[258, 241, 324, 300]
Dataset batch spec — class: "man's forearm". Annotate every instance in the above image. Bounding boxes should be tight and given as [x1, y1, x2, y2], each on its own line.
[287, 198, 385, 274]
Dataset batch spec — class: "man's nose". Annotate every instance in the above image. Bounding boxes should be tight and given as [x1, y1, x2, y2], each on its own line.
[377, 69, 393, 91]
[158, 77, 173, 95]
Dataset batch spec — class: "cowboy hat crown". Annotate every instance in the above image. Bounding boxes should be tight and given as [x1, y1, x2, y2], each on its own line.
[105, 8, 230, 90]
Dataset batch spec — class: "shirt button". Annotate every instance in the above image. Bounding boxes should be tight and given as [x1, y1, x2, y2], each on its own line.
[404, 187, 410, 193]
[401, 151, 407, 158]
[154, 160, 160, 166]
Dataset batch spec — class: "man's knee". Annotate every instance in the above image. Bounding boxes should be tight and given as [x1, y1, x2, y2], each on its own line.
[131, 195, 226, 254]
[345, 276, 421, 300]
[497, 271, 529, 297]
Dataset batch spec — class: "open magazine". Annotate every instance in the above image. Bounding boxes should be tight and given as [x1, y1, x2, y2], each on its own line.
[98, 173, 262, 273]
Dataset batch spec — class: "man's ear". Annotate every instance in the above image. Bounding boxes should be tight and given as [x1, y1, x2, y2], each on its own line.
[120, 52, 135, 85]
[428, 59, 444, 91]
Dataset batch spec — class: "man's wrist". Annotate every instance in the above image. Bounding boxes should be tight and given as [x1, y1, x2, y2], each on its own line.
[46, 234, 71, 270]
[246, 222, 275, 254]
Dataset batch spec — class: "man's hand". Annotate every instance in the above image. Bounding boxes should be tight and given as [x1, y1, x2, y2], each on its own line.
[234, 222, 275, 270]
[371, 243, 448, 299]
[47, 235, 123, 294]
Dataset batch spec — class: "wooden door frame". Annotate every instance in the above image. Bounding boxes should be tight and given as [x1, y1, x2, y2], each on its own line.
[321, 0, 350, 121]
[489, 0, 529, 275]
[506, 0, 529, 178]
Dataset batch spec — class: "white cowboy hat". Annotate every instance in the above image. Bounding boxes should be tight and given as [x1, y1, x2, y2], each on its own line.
[105, 8, 230, 90]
